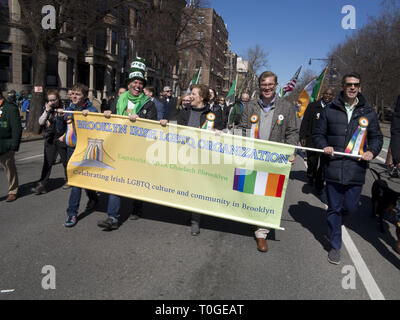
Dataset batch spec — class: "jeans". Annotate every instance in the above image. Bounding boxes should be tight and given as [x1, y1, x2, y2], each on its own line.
[326, 182, 362, 250]
[66, 147, 98, 217]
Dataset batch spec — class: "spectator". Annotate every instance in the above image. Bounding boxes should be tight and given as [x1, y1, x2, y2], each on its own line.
[209, 88, 217, 109]
[21, 92, 30, 129]
[179, 95, 192, 110]
[58, 83, 99, 228]
[109, 87, 127, 115]
[228, 93, 250, 129]
[162, 86, 178, 121]
[100, 98, 109, 113]
[0, 90, 22, 202]
[299, 88, 334, 194]
[313, 72, 383, 265]
[216, 96, 231, 129]
[31, 89, 68, 195]
[144, 86, 167, 121]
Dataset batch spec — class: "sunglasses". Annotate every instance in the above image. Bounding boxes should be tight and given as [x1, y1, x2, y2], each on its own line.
[48, 99, 58, 102]
[345, 83, 360, 88]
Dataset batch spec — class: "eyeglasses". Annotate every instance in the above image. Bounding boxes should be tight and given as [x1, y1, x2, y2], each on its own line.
[260, 83, 276, 88]
[345, 83, 360, 88]
[48, 99, 58, 102]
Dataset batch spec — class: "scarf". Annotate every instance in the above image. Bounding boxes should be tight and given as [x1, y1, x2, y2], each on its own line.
[116, 91, 150, 116]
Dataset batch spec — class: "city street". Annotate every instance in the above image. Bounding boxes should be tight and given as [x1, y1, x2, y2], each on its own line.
[0, 134, 399, 300]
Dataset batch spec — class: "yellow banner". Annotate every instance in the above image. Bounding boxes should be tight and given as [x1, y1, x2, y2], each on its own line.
[67, 113, 295, 230]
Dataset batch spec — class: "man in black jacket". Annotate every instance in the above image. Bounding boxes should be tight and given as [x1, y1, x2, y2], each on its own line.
[162, 86, 178, 121]
[300, 88, 334, 193]
[313, 72, 383, 265]
[0, 91, 22, 202]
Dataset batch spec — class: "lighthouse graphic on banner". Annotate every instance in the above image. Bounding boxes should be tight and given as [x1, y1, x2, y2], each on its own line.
[72, 138, 115, 170]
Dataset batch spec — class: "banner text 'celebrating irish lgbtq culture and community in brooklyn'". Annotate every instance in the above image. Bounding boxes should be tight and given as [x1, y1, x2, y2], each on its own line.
[67, 113, 295, 230]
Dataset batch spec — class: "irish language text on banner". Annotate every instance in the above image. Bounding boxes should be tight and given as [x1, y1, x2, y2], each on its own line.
[67, 113, 295, 230]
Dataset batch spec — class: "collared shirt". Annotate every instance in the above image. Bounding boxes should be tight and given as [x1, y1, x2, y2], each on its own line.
[344, 97, 359, 123]
[260, 95, 276, 113]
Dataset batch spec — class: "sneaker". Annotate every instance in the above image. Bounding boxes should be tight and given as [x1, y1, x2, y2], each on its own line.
[85, 199, 98, 212]
[31, 184, 47, 195]
[64, 216, 77, 228]
[328, 249, 341, 265]
[97, 217, 119, 230]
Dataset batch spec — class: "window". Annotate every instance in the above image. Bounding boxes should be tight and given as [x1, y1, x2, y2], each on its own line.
[111, 31, 118, 55]
[197, 32, 204, 40]
[183, 60, 188, 68]
[22, 55, 32, 85]
[196, 60, 202, 68]
[0, 52, 12, 83]
[198, 16, 205, 24]
[46, 55, 58, 86]
[95, 29, 107, 50]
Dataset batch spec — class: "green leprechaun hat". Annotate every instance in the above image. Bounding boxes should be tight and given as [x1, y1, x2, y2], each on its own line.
[126, 57, 147, 86]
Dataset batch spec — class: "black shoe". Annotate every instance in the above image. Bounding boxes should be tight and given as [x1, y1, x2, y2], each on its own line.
[97, 218, 119, 230]
[130, 212, 141, 220]
[85, 199, 98, 212]
[32, 184, 47, 195]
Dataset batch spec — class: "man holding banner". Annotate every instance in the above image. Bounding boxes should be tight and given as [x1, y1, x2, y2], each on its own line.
[313, 72, 383, 265]
[97, 58, 163, 231]
[238, 71, 298, 252]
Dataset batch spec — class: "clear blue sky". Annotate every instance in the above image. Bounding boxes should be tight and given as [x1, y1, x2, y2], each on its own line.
[210, 0, 384, 84]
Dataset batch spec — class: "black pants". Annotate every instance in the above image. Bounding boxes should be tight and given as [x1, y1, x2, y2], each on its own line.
[306, 151, 326, 190]
[39, 139, 68, 186]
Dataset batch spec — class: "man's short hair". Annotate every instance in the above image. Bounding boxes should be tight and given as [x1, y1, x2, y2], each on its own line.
[145, 86, 155, 94]
[259, 71, 278, 85]
[72, 83, 89, 97]
[341, 72, 361, 85]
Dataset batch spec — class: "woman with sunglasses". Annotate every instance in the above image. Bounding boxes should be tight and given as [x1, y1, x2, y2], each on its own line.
[32, 89, 68, 194]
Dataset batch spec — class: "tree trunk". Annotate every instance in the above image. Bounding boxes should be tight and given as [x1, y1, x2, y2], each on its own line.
[27, 40, 47, 134]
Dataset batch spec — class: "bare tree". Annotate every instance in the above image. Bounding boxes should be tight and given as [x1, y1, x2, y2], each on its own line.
[237, 44, 269, 97]
[14, 0, 150, 133]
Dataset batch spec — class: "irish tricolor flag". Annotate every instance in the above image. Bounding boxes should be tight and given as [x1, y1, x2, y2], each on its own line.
[297, 67, 328, 118]
[186, 67, 202, 94]
[233, 169, 286, 198]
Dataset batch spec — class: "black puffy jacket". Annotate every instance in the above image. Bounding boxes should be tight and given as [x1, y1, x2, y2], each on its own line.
[313, 93, 383, 185]
[391, 95, 400, 163]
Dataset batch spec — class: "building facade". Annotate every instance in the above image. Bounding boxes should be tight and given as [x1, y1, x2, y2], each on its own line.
[178, 7, 233, 97]
[0, 0, 183, 101]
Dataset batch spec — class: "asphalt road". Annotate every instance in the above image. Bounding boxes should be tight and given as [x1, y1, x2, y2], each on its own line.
[0, 137, 399, 300]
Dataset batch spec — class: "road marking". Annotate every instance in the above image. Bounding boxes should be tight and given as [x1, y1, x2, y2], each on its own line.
[0, 289, 15, 294]
[16, 154, 43, 162]
[341, 227, 385, 300]
[300, 157, 385, 300]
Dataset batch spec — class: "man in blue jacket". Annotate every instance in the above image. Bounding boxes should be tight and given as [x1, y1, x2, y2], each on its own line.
[313, 72, 383, 265]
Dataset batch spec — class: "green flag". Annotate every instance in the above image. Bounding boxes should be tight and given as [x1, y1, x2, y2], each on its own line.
[186, 68, 202, 94]
[226, 76, 237, 106]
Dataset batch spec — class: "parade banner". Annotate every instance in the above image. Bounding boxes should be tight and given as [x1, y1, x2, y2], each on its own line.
[67, 113, 296, 230]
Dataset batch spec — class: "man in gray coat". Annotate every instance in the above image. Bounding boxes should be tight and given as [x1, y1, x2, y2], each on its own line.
[238, 71, 298, 253]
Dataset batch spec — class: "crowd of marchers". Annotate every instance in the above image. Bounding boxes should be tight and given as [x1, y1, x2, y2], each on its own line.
[1, 57, 399, 262]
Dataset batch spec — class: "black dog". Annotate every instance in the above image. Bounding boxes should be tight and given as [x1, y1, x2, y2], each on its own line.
[370, 168, 400, 233]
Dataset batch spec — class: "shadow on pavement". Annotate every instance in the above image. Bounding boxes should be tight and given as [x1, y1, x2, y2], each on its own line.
[346, 195, 400, 269]
[288, 200, 331, 252]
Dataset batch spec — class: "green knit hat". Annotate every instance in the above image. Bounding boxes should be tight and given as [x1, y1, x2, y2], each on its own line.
[126, 57, 147, 86]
